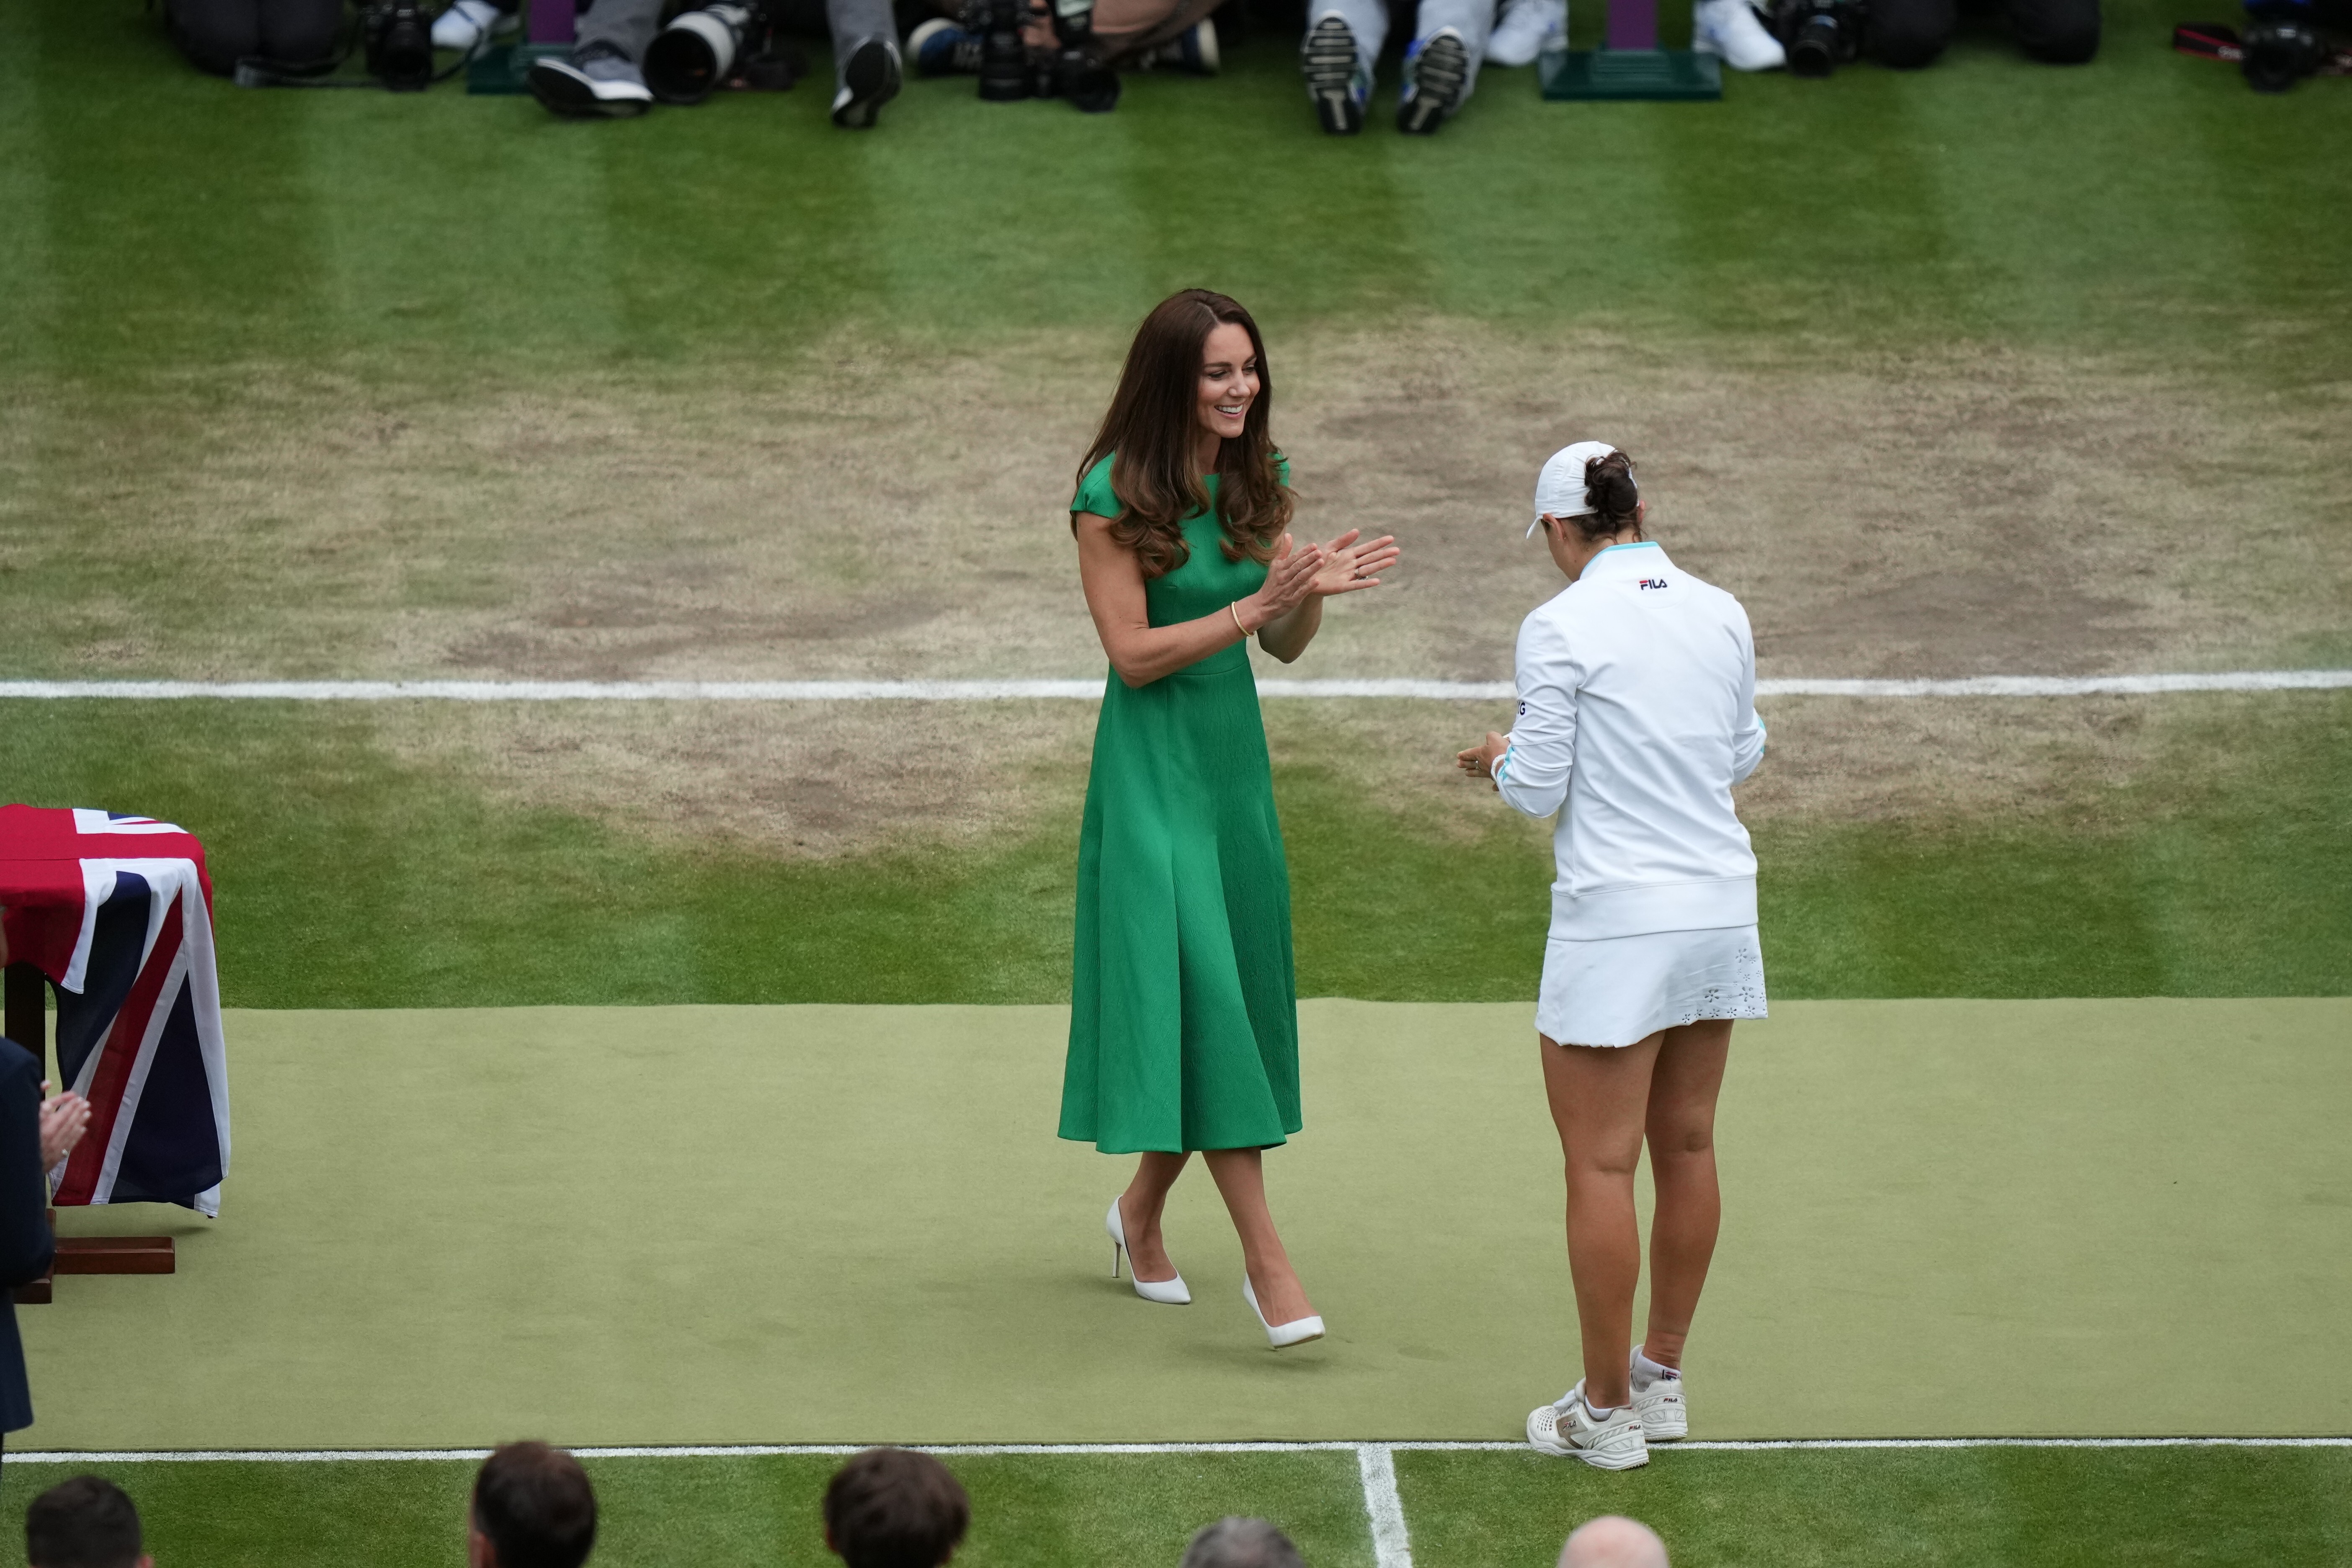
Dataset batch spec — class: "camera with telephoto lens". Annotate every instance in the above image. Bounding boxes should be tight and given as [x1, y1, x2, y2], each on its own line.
[2239, 0, 2329, 86]
[961, 0, 1118, 106]
[963, 0, 1035, 99]
[1046, 0, 1119, 110]
[645, 0, 801, 103]
[360, 0, 433, 88]
[1769, 0, 1867, 74]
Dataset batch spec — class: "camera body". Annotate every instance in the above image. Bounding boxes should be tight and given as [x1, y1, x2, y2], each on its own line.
[2239, 0, 2332, 86]
[1769, 0, 1867, 75]
[960, 0, 1119, 107]
[360, 0, 432, 88]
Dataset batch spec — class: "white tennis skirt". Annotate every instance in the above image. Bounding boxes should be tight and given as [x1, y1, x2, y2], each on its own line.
[1536, 925, 1768, 1048]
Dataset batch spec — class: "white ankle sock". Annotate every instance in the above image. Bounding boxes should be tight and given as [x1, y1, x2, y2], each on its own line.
[1631, 1349, 1678, 1392]
[1583, 1394, 1618, 1420]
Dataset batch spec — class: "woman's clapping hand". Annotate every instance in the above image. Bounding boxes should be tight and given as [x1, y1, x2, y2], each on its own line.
[1241, 534, 1326, 630]
[1307, 529, 1400, 597]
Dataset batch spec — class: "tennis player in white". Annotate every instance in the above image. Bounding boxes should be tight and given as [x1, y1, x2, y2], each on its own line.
[1458, 441, 1767, 1470]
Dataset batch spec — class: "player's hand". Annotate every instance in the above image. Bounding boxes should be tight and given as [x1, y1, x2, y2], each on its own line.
[39, 1083, 90, 1171]
[1455, 732, 1510, 792]
[1308, 530, 1400, 597]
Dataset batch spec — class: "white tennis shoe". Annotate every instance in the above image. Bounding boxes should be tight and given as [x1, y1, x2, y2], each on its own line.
[1527, 1380, 1650, 1469]
[1629, 1347, 1687, 1442]
[1692, 0, 1786, 68]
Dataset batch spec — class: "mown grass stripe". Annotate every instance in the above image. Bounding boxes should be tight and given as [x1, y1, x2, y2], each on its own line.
[9, 1437, 2347, 1463]
[0, 672, 2347, 701]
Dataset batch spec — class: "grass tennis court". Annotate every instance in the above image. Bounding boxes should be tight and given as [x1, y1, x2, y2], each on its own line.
[5, 0, 2351, 1558]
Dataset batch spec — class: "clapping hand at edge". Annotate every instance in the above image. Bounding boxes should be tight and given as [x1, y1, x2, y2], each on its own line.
[39, 1081, 90, 1171]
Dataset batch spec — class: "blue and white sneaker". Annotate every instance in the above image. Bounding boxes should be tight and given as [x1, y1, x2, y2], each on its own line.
[1143, 17, 1220, 72]
[907, 16, 982, 74]
[831, 36, 901, 127]
[1301, 13, 1369, 134]
[1396, 26, 1468, 133]
[529, 40, 654, 116]
[1692, 0, 1785, 67]
[1485, 0, 1563, 64]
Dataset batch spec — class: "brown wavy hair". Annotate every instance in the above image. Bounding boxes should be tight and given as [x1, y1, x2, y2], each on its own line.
[1073, 289, 1294, 580]
[1564, 450, 1642, 542]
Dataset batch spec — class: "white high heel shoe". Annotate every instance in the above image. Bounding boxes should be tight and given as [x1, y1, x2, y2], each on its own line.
[1242, 1273, 1326, 1349]
[1106, 1198, 1191, 1305]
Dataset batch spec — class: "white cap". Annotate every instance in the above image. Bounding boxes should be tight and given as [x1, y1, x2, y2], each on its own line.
[1528, 441, 1625, 538]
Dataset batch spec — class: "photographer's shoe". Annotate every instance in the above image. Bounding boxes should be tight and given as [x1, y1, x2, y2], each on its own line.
[1396, 27, 1468, 133]
[1693, 0, 1785, 67]
[832, 37, 902, 126]
[432, 0, 517, 52]
[1301, 13, 1369, 134]
[529, 41, 654, 116]
[908, 17, 983, 74]
[1143, 17, 1219, 72]
[1485, 0, 1564, 64]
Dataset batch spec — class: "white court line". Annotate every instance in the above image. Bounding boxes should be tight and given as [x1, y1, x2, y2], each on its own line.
[0, 671, 2347, 701]
[1357, 1444, 1416, 1568]
[7, 1436, 2346, 1463]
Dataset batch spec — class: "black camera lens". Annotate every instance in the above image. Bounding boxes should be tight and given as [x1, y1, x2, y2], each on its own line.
[975, 0, 1031, 98]
[646, 4, 757, 103]
[2241, 18, 2321, 89]
[366, 0, 434, 88]
[1789, 10, 1841, 73]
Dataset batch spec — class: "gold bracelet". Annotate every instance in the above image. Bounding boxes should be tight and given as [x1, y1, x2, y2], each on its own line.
[1230, 601, 1250, 637]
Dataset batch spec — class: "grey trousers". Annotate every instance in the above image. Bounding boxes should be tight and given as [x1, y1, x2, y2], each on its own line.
[1312, 0, 1497, 98]
[578, 0, 898, 91]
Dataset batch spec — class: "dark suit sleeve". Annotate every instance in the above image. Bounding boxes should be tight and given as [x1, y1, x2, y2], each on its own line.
[0, 1041, 55, 1288]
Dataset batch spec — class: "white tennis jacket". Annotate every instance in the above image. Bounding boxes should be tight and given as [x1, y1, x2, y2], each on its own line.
[1493, 541, 1767, 941]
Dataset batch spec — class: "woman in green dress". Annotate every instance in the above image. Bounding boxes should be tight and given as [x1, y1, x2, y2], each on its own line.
[1059, 289, 1398, 1349]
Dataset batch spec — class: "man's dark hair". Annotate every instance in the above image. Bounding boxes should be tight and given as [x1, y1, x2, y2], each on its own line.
[1181, 1516, 1307, 1568]
[822, 1448, 971, 1568]
[472, 1442, 598, 1568]
[26, 1475, 142, 1568]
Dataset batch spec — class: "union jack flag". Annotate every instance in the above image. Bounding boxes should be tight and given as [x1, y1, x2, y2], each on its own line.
[0, 806, 230, 1216]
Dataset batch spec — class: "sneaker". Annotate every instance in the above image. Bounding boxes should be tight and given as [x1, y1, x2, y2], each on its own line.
[432, 0, 516, 52]
[1527, 1380, 1651, 1470]
[908, 16, 982, 74]
[832, 36, 901, 126]
[1396, 26, 1468, 133]
[1300, 13, 1369, 134]
[1144, 17, 1220, 73]
[1629, 1347, 1688, 1442]
[1692, 0, 1785, 68]
[1485, 0, 1563, 66]
[529, 41, 654, 116]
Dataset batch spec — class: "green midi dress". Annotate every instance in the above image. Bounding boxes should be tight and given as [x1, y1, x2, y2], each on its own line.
[1057, 454, 1302, 1155]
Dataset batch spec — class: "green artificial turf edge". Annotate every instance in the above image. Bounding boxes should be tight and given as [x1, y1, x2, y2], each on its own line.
[2, 1449, 2346, 1568]
[1, 691, 2345, 1006]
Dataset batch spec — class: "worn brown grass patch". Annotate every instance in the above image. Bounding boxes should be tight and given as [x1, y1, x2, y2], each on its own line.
[6, 322, 2346, 856]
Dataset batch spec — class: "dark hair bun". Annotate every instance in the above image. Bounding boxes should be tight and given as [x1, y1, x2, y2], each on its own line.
[1581, 451, 1640, 531]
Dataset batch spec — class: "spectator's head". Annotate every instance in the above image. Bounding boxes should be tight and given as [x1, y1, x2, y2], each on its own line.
[1178, 1516, 1305, 1568]
[822, 1448, 970, 1568]
[468, 1442, 597, 1568]
[1558, 1514, 1669, 1568]
[25, 1475, 150, 1568]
